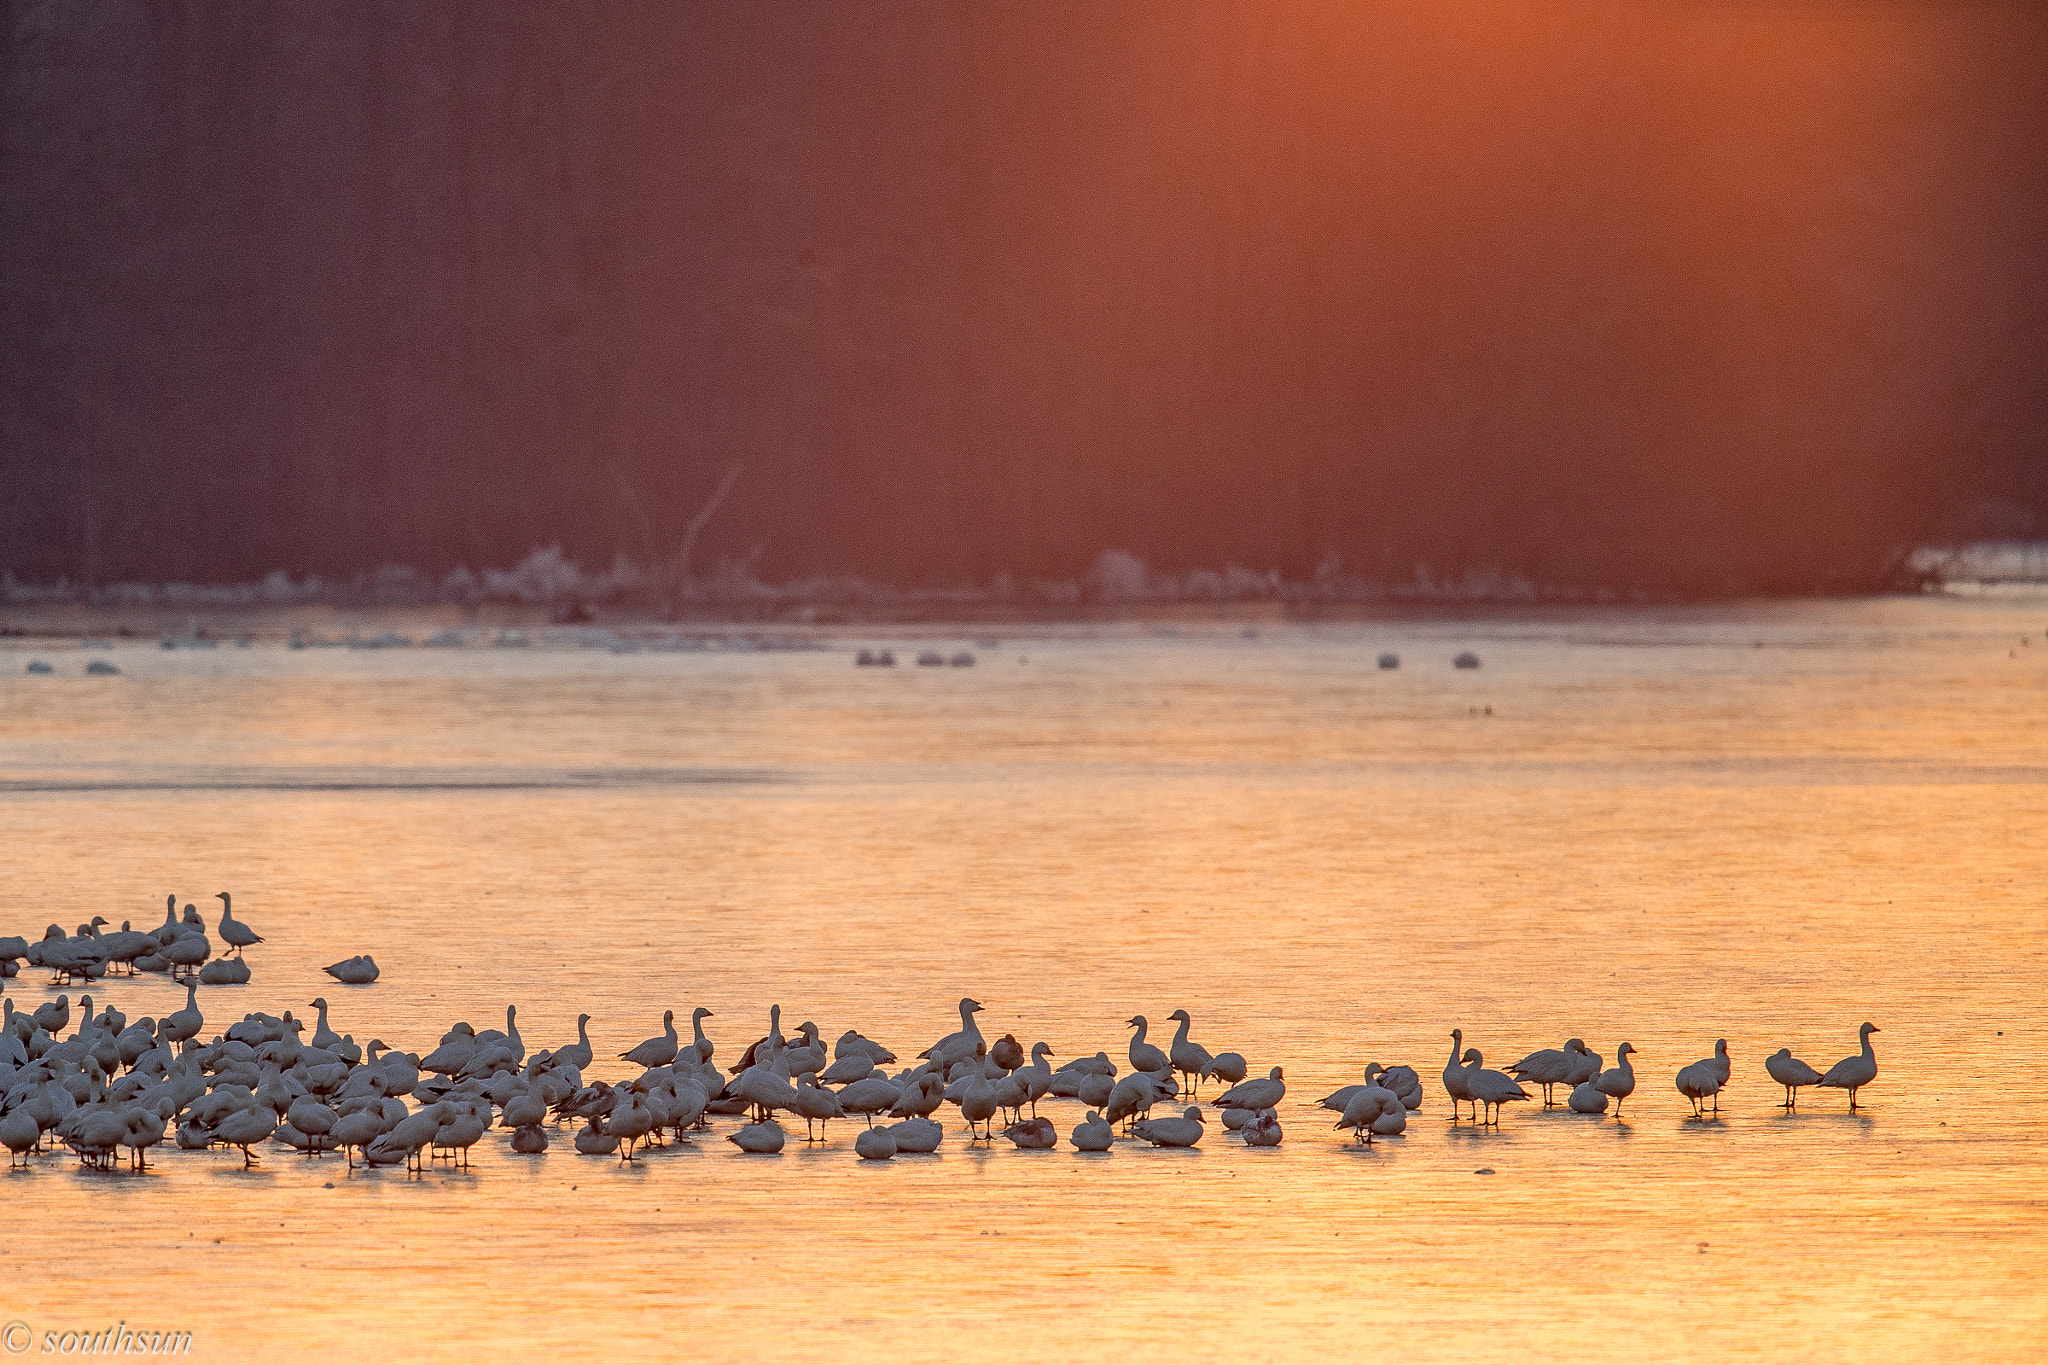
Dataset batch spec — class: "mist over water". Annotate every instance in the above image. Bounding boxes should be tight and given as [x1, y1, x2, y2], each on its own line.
[3, 595, 2044, 1361]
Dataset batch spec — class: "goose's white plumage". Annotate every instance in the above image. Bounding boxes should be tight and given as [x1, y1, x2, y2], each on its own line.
[1815, 1023, 1880, 1109]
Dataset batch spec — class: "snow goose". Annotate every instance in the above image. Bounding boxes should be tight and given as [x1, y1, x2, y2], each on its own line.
[884, 1073, 943, 1121]
[1676, 1040, 1730, 1116]
[1071, 1110, 1114, 1151]
[557, 1015, 594, 1071]
[958, 1067, 1000, 1140]
[781, 1021, 827, 1078]
[1815, 1024, 1880, 1109]
[1443, 1030, 1475, 1120]
[1593, 1042, 1637, 1115]
[855, 1126, 898, 1160]
[838, 1069, 905, 1126]
[1103, 1073, 1155, 1130]
[835, 1030, 895, 1066]
[729, 1005, 787, 1075]
[1766, 1047, 1824, 1109]
[1508, 1039, 1590, 1107]
[606, 1092, 654, 1161]
[728, 1120, 785, 1154]
[1002, 1116, 1057, 1149]
[990, 1033, 1025, 1073]
[820, 1052, 876, 1086]
[162, 983, 203, 1044]
[1166, 1010, 1215, 1095]
[1461, 1050, 1529, 1125]
[213, 1105, 278, 1166]
[574, 1114, 620, 1156]
[1132, 1106, 1204, 1148]
[789, 1074, 844, 1141]
[214, 893, 262, 957]
[1242, 1109, 1283, 1147]
[920, 998, 986, 1070]
[1211, 1066, 1285, 1114]
[1568, 1082, 1608, 1114]
[309, 998, 342, 1051]
[688, 1007, 716, 1065]
[1126, 1016, 1171, 1076]
[620, 1011, 679, 1069]
[322, 956, 379, 985]
[887, 1116, 943, 1153]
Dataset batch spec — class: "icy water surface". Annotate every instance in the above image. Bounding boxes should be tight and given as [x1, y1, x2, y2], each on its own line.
[2, 597, 2045, 1361]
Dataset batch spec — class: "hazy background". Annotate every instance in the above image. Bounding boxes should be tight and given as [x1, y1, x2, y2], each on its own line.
[3, 0, 2045, 596]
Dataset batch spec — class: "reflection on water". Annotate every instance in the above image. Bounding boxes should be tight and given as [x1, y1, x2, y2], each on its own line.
[1, 597, 2044, 1362]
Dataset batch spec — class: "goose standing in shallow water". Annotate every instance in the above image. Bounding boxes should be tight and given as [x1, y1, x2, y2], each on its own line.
[1166, 1010, 1214, 1096]
[1815, 1023, 1880, 1110]
[1126, 1016, 1171, 1078]
[920, 998, 985, 1070]
[1443, 1029, 1475, 1121]
[1766, 1047, 1824, 1109]
[620, 1011, 679, 1069]
[1461, 1050, 1529, 1125]
[1676, 1040, 1731, 1116]
[1593, 1042, 1637, 1116]
[215, 892, 262, 957]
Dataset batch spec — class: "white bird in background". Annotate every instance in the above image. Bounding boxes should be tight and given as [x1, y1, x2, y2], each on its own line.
[1815, 1023, 1880, 1110]
[1765, 1047, 1824, 1109]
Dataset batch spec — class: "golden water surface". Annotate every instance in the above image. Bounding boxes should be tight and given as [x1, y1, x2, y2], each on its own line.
[2, 596, 2044, 1361]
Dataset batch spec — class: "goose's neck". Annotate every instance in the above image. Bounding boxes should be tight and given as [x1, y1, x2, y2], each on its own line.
[1171, 1017, 1190, 1046]
[578, 1018, 590, 1046]
[1447, 1036, 1462, 1067]
[1131, 1019, 1147, 1046]
[1862, 1033, 1876, 1061]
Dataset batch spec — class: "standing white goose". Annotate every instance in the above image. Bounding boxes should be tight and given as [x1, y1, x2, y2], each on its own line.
[215, 892, 262, 957]
[920, 998, 986, 1070]
[620, 1011, 679, 1069]
[163, 981, 203, 1044]
[309, 998, 342, 1051]
[1593, 1042, 1638, 1116]
[1765, 1047, 1824, 1109]
[1676, 1039, 1731, 1116]
[1815, 1023, 1880, 1110]
[1211, 1067, 1285, 1114]
[558, 1015, 594, 1071]
[1461, 1050, 1530, 1125]
[1126, 1016, 1171, 1077]
[1442, 1029, 1475, 1121]
[1165, 1010, 1214, 1096]
[688, 1007, 716, 1065]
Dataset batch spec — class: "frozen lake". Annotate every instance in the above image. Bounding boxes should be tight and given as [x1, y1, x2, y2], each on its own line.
[3, 595, 2045, 1361]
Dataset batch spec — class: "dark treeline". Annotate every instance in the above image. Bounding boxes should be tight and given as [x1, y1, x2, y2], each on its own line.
[3, 0, 2045, 595]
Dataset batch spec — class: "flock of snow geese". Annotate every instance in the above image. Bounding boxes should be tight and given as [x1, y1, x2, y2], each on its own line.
[1, 904, 1884, 1174]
